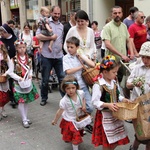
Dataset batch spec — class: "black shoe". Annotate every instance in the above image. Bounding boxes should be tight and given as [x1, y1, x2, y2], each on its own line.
[85, 124, 93, 134]
[10, 101, 17, 109]
[125, 120, 133, 123]
[40, 100, 47, 106]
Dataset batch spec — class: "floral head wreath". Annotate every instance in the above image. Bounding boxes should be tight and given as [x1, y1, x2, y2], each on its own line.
[14, 39, 26, 46]
[100, 55, 116, 69]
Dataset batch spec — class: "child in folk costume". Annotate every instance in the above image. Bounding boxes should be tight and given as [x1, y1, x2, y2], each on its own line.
[0, 41, 13, 120]
[91, 55, 130, 150]
[127, 41, 150, 150]
[52, 75, 89, 150]
[9, 39, 39, 128]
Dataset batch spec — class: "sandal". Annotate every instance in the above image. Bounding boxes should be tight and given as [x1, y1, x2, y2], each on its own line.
[1, 111, 8, 118]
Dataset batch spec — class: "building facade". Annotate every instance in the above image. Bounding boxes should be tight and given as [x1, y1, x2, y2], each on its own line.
[0, 0, 149, 30]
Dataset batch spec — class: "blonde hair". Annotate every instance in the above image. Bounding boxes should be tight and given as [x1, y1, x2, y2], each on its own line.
[0, 43, 8, 61]
[40, 6, 50, 14]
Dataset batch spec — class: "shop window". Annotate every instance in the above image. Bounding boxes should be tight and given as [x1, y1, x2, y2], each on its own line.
[26, 0, 39, 23]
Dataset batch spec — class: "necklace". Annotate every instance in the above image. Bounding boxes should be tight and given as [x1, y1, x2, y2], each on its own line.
[18, 54, 27, 65]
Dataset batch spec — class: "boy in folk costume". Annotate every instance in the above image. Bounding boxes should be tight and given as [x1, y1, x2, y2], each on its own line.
[92, 55, 130, 150]
[9, 39, 39, 128]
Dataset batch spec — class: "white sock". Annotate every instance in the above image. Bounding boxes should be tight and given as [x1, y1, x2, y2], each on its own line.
[18, 103, 27, 121]
[24, 103, 28, 119]
[72, 144, 78, 150]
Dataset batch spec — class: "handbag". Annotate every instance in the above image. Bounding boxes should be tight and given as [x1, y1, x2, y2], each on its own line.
[69, 93, 92, 130]
[77, 55, 99, 87]
[27, 46, 34, 57]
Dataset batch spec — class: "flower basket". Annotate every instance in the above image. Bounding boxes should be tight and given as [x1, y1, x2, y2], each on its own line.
[112, 102, 139, 120]
[0, 75, 7, 83]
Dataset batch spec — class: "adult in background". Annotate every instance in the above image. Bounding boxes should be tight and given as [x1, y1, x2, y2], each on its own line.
[0, 24, 17, 108]
[123, 6, 139, 29]
[145, 16, 150, 41]
[7, 20, 20, 39]
[63, 9, 77, 55]
[64, 10, 96, 60]
[36, 6, 65, 106]
[19, 23, 33, 57]
[19, 23, 34, 71]
[128, 11, 147, 56]
[102, 6, 134, 83]
[91, 21, 102, 62]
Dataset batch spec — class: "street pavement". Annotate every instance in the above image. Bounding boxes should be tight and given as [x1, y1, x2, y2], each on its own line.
[0, 81, 145, 150]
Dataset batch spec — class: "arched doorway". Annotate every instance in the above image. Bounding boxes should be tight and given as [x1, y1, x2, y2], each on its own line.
[115, 0, 134, 19]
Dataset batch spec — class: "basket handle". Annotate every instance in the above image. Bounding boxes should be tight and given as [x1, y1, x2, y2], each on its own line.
[119, 103, 139, 110]
[76, 55, 87, 71]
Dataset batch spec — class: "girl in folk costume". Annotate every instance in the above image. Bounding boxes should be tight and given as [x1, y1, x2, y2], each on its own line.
[0, 41, 13, 120]
[52, 75, 89, 150]
[91, 55, 130, 150]
[9, 39, 39, 128]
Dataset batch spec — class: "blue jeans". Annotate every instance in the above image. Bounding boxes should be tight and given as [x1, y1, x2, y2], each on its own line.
[81, 86, 93, 114]
[40, 55, 65, 101]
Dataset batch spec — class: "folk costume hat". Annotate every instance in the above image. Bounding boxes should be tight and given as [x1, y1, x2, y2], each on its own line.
[139, 41, 150, 57]
[14, 39, 26, 46]
[0, 23, 15, 36]
[100, 55, 116, 69]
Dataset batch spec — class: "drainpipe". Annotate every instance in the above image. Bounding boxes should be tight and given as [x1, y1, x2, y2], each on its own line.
[88, 0, 93, 22]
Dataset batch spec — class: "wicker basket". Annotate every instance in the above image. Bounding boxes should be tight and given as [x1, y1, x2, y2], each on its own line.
[0, 75, 7, 83]
[82, 68, 99, 86]
[112, 102, 139, 120]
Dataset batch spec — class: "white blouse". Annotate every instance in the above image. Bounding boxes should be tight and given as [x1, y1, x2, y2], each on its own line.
[60, 90, 85, 122]
[92, 78, 124, 110]
[64, 26, 96, 58]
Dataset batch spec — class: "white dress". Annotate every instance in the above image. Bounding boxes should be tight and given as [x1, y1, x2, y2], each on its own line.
[64, 26, 96, 59]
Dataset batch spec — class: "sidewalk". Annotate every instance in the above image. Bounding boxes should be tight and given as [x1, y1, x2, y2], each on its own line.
[0, 82, 144, 150]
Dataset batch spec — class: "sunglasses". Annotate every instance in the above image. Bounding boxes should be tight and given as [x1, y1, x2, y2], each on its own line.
[141, 16, 146, 19]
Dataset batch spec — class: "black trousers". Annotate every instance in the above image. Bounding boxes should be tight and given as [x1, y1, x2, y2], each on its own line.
[9, 78, 16, 103]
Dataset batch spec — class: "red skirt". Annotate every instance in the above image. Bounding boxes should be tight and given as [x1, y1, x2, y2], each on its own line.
[60, 118, 84, 145]
[92, 110, 130, 148]
[0, 91, 9, 107]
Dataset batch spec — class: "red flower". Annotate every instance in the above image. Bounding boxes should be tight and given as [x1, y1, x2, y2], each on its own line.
[18, 98, 25, 103]
[35, 93, 39, 99]
[92, 74, 102, 82]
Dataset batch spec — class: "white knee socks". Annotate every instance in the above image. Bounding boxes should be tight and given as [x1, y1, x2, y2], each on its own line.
[72, 144, 78, 150]
[18, 103, 28, 121]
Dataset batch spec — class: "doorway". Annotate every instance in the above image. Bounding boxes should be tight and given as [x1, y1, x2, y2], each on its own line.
[115, 0, 134, 19]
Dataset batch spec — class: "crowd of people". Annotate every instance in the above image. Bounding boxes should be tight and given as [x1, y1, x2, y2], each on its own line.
[0, 4, 150, 150]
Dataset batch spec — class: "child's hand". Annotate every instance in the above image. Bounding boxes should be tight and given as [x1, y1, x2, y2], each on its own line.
[19, 78, 23, 81]
[2, 73, 6, 76]
[52, 120, 57, 125]
[105, 103, 119, 112]
[28, 75, 32, 79]
[81, 106, 86, 113]
[134, 81, 143, 87]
